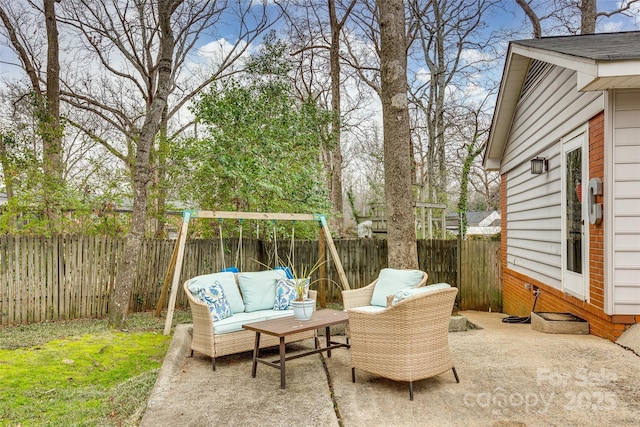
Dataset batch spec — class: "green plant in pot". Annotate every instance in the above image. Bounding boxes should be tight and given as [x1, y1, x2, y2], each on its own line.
[284, 258, 326, 320]
[257, 256, 337, 320]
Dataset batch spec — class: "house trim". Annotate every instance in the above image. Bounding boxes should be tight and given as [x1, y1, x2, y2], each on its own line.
[559, 124, 590, 302]
[604, 90, 614, 315]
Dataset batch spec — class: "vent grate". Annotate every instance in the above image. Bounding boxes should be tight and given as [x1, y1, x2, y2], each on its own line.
[521, 59, 552, 98]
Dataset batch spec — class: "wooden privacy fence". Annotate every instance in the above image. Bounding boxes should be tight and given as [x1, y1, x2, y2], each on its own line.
[0, 235, 501, 326]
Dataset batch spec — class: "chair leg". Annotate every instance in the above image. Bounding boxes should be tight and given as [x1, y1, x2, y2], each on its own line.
[189, 349, 194, 357]
[212, 356, 216, 371]
[351, 367, 356, 383]
[409, 381, 414, 401]
[452, 366, 459, 383]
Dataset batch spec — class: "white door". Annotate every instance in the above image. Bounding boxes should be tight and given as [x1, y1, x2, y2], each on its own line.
[561, 129, 588, 300]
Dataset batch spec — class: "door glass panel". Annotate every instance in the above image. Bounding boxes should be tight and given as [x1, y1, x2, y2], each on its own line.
[566, 147, 582, 274]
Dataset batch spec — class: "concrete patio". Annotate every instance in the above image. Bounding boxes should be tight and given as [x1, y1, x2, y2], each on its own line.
[140, 311, 640, 427]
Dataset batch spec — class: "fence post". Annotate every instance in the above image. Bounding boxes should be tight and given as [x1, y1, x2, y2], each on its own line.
[318, 227, 326, 308]
[456, 235, 462, 307]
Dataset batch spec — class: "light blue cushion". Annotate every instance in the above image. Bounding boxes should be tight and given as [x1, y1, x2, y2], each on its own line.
[392, 283, 452, 305]
[197, 282, 233, 321]
[238, 270, 286, 312]
[188, 272, 245, 313]
[214, 309, 294, 334]
[273, 279, 296, 310]
[370, 268, 424, 307]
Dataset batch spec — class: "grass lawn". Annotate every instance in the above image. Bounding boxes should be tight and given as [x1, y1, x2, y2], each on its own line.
[0, 310, 191, 427]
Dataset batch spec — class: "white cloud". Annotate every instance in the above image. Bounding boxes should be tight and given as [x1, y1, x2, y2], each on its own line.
[460, 48, 496, 66]
[198, 38, 248, 62]
[414, 67, 431, 83]
[601, 21, 625, 33]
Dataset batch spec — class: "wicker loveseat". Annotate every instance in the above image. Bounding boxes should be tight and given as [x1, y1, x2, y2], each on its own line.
[184, 271, 316, 370]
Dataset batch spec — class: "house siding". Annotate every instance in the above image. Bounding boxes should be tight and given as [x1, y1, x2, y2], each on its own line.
[503, 66, 602, 290]
[611, 89, 640, 314]
[503, 111, 637, 341]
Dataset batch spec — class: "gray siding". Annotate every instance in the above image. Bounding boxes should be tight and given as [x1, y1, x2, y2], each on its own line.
[503, 65, 602, 290]
[612, 89, 640, 314]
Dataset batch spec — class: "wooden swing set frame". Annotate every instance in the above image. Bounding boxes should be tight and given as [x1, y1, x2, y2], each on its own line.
[160, 210, 350, 335]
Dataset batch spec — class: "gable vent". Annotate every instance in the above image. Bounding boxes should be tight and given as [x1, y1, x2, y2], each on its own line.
[520, 59, 553, 98]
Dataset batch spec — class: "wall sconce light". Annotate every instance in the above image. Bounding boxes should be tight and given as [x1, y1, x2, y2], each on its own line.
[530, 157, 548, 174]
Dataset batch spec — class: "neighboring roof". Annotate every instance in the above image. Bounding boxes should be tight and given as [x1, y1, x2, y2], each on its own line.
[445, 210, 501, 236]
[446, 210, 501, 228]
[484, 31, 640, 170]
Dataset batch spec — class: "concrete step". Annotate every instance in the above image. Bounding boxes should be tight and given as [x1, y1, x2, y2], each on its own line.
[531, 311, 589, 334]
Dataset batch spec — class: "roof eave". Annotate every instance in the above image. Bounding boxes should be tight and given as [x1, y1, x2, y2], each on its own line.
[578, 60, 640, 91]
[483, 45, 529, 171]
[484, 41, 640, 172]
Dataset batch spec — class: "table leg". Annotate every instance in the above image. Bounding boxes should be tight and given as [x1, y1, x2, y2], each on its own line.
[251, 332, 261, 378]
[325, 326, 331, 358]
[279, 337, 286, 389]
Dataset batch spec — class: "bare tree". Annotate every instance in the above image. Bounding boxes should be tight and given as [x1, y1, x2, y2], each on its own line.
[378, 0, 418, 268]
[516, 0, 640, 35]
[340, 0, 502, 220]
[49, 0, 277, 326]
[57, 0, 276, 235]
[516, 0, 542, 38]
[326, 0, 357, 234]
[407, 0, 497, 207]
[282, 0, 358, 235]
[0, 0, 64, 229]
[105, 0, 177, 327]
[341, 0, 382, 95]
[451, 95, 494, 236]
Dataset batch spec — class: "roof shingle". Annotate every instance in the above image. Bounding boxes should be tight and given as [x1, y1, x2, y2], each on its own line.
[512, 31, 640, 61]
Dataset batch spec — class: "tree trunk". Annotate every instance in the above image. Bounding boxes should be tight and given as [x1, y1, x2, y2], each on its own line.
[378, 0, 418, 269]
[434, 5, 448, 206]
[0, 135, 14, 200]
[326, 0, 357, 235]
[108, 0, 178, 328]
[153, 106, 169, 238]
[580, 0, 596, 34]
[42, 0, 63, 230]
[0, 1, 64, 231]
[516, 0, 542, 38]
[328, 0, 344, 235]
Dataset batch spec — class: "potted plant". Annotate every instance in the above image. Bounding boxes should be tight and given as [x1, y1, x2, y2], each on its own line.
[287, 261, 322, 321]
[257, 256, 328, 320]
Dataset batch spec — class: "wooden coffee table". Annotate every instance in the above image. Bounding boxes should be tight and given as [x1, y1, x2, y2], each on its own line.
[242, 309, 349, 389]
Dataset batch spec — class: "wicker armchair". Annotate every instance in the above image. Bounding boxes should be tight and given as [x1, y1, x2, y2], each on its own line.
[346, 286, 459, 400]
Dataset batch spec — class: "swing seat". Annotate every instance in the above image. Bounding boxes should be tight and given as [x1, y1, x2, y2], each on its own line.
[274, 266, 293, 279]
